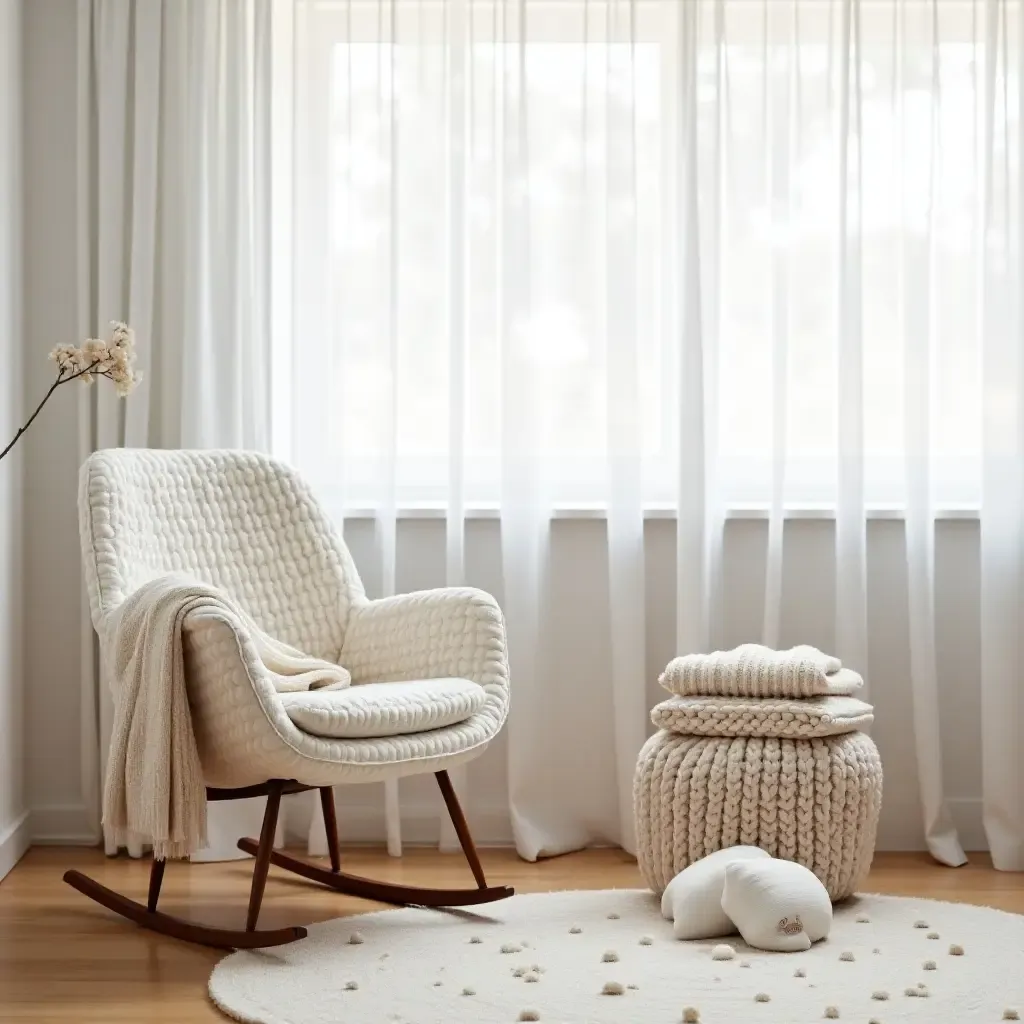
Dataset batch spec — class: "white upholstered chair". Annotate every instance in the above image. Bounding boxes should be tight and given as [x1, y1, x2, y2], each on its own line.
[65, 448, 512, 948]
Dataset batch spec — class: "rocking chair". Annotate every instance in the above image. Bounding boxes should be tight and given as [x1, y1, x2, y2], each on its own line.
[65, 448, 513, 949]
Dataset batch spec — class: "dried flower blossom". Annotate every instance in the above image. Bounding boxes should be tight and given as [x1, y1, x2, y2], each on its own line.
[49, 321, 141, 397]
[2, 321, 140, 465]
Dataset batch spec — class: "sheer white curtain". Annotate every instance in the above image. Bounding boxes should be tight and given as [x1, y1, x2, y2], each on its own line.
[287, 0, 658, 858]
[75, 0, 284, 858]
[286, 0, 1023, 869]
[978, 0, 1024, 872]
[75, 0, 1024, 871]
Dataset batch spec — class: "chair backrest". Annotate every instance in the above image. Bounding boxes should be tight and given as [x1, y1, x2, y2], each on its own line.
[79, 448, 365, 660]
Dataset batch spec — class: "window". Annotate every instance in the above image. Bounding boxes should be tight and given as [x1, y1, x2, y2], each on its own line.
[282, 1, 1011, 513]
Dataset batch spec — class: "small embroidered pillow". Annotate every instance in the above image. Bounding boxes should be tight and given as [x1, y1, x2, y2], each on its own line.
[720, 858, 833, 952]
[661, 846, 771, 940]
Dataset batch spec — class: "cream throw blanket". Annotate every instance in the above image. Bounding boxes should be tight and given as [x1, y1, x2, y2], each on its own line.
[102, 574, 351, 860]
[659, 644, 864, 699]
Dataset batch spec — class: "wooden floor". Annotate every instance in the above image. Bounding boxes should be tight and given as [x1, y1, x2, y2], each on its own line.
[1, 847, 1021, 1022]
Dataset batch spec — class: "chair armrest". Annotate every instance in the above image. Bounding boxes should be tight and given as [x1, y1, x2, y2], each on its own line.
[177, 604, 316, 788]
[340, 587, 509, 688]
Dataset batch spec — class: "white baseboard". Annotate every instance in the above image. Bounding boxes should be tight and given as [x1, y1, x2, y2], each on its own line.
[949, 797, 987, 852]
[327, 803, 990, 855]
[30, 803, 99, 845]
[23, 796, 990, 857]
[301, 802, 514, 851]
[25, 799, 513, 851]
[0, 810, 31, 882]
[876, 796, 988, 855]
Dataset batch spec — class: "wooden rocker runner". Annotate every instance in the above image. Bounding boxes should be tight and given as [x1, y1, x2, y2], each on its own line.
[64, 773, 513, 949]
[67, 449, 515, 949]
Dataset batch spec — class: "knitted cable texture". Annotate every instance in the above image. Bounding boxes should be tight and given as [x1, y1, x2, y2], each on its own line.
[650, 694, 874, 738]
[633, 730, 882, 902]
[659, 644, 863, 698]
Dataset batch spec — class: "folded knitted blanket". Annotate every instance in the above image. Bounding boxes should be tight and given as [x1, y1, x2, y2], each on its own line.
[102, 573, 351, 860]
[659, 644, 863, 699]
[651, 694, 874, 738]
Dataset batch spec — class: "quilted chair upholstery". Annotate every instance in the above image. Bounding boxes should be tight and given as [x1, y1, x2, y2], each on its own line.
[79, 448, 510, 790]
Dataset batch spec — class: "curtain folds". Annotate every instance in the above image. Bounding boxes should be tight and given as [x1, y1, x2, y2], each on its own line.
[77, 0, 278, 858]
[287, 0, 1022, 868]
[979, 0, 1024, 872]
[78, 0, 1024, 870]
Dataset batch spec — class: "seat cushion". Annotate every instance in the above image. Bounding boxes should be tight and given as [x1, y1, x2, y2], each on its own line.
[278, 678, 487, 739]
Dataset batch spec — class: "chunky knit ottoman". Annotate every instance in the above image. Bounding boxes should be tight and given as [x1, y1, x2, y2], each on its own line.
[634, 730, 883, 902]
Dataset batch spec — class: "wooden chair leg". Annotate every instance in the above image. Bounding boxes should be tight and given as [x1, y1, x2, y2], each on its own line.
[435, 770, 487, 889]
[320, 787, 341, 873]
[237, 772, 513, 909]
[147, 858, 167, 913]
[246, 781, 284, 931]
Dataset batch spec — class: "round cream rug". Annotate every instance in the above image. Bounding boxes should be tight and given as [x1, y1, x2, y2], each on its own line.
[210, 889, 1024, 1023]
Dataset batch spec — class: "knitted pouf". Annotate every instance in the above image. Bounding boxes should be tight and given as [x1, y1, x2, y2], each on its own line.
[633, 730, 882, 902]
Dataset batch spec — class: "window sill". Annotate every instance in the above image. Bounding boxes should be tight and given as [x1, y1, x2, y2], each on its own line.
[339, 503, 982, 522]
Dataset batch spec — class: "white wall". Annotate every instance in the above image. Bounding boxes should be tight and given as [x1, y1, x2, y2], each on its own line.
[0, 0, 28, 883]
[18, 0, 988, 856]
[22, 0, 89, 845]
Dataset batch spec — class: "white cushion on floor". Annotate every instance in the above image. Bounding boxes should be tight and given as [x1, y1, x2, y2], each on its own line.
[662, 845, 772, 939]
[279, 678, 487, 739]
[720, 858, 833, 952]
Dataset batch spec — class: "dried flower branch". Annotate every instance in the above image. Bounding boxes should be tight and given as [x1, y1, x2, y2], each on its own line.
[0, 321, 140, 463]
